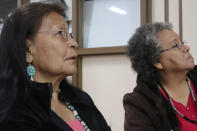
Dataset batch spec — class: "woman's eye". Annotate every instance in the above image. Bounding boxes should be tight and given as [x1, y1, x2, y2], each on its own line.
[57, 30, 64, 36]
[172, 44, 179, 49]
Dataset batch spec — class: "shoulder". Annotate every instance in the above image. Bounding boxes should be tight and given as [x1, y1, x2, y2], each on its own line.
[69, 85, 95, 105]
[0, 105, 41, 130]
[124, 91, 140, 102]
[123, 91, 149, 112]
[123, 89, 162, 131]
[123, 86, 161, 121]
[74, 86, 92, 99]
[0, 119, 38, 130]
[123, 88, 151, 107]
[59, 80, 94, 105]
[1, 91, 49, 129]
[0, 81, 52, 130]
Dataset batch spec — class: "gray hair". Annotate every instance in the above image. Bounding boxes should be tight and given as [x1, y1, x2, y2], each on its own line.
[127, 22, 173, 84]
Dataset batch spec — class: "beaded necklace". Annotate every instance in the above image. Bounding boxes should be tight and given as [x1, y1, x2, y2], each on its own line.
[67, 103, 91, 131]
[160, 78, 197, 123]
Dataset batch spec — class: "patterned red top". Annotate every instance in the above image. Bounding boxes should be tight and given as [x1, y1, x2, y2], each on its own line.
[160, 80, 197, 131]
[67, 119, 85, 131]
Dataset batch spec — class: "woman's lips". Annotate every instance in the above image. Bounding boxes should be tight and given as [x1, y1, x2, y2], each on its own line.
[65, 55, 77, 61]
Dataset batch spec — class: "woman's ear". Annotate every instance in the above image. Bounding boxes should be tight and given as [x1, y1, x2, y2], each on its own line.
[153, 62, 163, 70]
[26, 39, 34, 63]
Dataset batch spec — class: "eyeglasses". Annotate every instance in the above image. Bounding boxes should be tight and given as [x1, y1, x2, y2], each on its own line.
[37, 30, 74, 42]
[160, 41, 186, 53]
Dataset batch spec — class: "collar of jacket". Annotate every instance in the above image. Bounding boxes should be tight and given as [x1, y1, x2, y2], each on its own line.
[134, 65, 197, 103]
[28, 79, 91, 114]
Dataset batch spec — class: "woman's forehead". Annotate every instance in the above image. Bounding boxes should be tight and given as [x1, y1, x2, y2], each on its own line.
[158, 30, 179, 45]
[39, 11, 68, 31]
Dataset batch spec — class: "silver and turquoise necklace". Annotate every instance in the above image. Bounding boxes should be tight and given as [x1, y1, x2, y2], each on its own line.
[67, 103, 91, 131]
[160, 78, 197, 123]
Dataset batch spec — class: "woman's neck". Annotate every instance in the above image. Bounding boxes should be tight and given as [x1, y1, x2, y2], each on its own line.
[161, 73, 189, 97]
[52, 80, 61, 93]
[160, 70, 188, 90]
[160, 71, 190, 106]
[33, 72, 64, 93]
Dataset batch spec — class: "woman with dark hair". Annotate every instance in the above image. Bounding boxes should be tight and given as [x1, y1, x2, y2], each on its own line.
[123, 22, 197, 131]
[0, 2, 110, 131]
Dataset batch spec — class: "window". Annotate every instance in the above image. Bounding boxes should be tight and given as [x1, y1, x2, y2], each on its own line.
[83, 0, 140, 48]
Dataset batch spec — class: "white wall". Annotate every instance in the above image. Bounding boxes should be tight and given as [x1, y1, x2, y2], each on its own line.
[82, 55, 136, 131]
[169, 0, 179, 34]
[182, 0, 197, 63]
[152, 0, 165, 23]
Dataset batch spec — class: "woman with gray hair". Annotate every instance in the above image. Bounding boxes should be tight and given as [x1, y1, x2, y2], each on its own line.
[123, 22, 197, 131]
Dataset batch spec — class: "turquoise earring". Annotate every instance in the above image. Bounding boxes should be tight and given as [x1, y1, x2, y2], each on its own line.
[27, 64, 36, 81]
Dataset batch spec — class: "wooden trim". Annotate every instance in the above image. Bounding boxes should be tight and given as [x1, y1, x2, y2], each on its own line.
[22, 0, 29, 5]
[78, 0, 84, 48]
[72, 0, 83, 48]
[72, 0, 83, 88]
[179, 0, 183, 40]
[17, 0, 22, 6]
[164, 0, 169, 22]
[72, 56, 82, 88]
[72, 0, 78, 43]
[141, 0, 152, 25]
[72, 0, 78, 87]
[147, 0, 152, 23]
[17, 0, 29, 6]
[141, 0, 147, 25]
[77, 56, 82, 89]
[77, 46, 127, 56]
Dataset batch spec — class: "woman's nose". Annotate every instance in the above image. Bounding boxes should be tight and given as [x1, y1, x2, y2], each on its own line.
[68, 38, 78, 49]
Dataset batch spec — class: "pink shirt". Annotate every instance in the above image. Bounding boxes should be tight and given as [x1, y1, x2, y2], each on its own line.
[160, 80, 197, 131]
[67, 119, 85, 131]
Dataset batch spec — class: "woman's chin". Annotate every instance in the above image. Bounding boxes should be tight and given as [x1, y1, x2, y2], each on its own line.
[65, 69, 77, 76]
[186, 63, 195, 71]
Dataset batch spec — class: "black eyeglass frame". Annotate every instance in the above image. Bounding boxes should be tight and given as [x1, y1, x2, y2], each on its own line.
[160, 41, 186, 53]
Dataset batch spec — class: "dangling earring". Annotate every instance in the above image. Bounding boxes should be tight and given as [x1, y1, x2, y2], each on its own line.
[27, 64, 36, 81]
